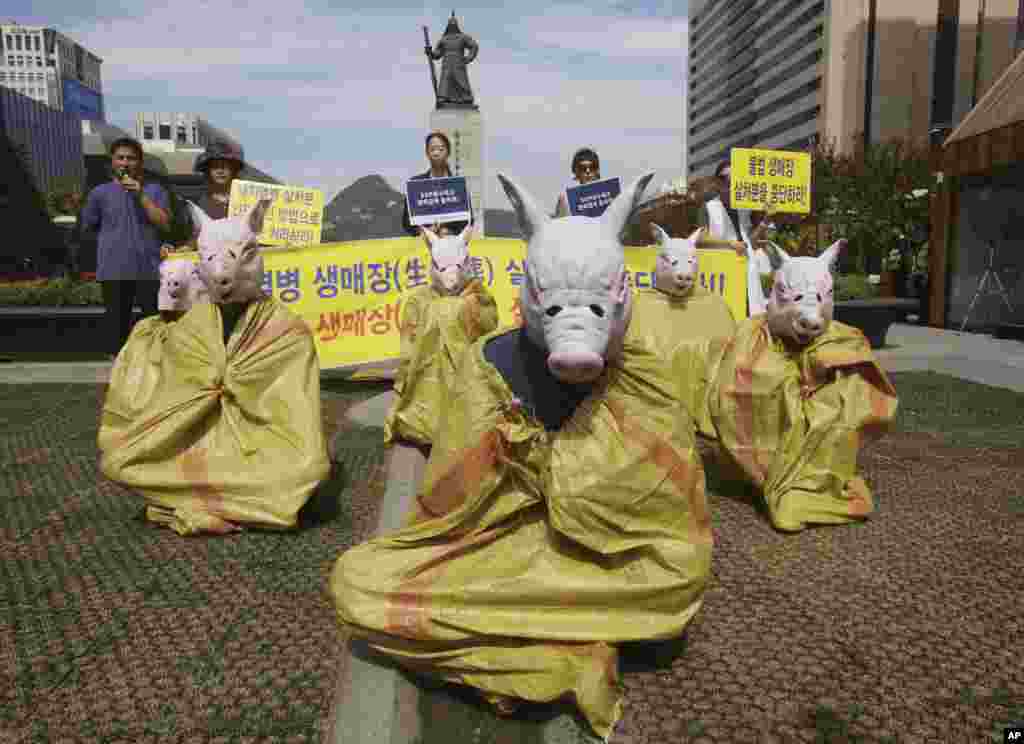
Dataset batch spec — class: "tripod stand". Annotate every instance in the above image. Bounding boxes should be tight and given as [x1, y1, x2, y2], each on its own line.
[960, 238, 1015, 332]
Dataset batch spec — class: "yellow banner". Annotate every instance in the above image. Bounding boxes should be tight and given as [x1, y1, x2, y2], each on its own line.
[729, 147, 811, 214]
[228, 179, 325, 246]
[173, 237, 748, 369]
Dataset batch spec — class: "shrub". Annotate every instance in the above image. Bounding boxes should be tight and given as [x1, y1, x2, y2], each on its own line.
[0, 278, 103, 306]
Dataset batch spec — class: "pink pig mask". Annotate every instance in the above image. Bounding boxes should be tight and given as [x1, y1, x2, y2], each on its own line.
[652, 224, 701, 297]
[158, 258, 195, 312]
[497, 171, 655, 385]
[422, 223, 474, 295]
[762, 239, 845, 346]
[186, 198, 273, 304]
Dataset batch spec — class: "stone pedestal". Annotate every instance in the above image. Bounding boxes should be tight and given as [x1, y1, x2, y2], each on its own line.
[429, 107, 485, 236]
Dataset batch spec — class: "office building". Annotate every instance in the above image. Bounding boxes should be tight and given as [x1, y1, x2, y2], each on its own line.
[686, 0, 1022, 178]
[0, 22, 104, 120]
[0, 85, 84, 195]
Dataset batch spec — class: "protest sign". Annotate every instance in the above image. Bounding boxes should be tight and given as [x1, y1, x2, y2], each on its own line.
[229, 180, 325, 245]
[565, 177, 622, 217]
[171, 237, 748, 370]
[405, 176, 472, 227]
[729, 148, 812, 214]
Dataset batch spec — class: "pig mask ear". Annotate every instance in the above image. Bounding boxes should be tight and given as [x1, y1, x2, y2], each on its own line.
[458, 222, 475, 246]
[600, 172, 655, 242]
[688, 227, 704, 243]
[186, 200, 213, 240]
[497, 174, 548, 242]
[247, 198, 273, 236]
[818, 238, 845, 272]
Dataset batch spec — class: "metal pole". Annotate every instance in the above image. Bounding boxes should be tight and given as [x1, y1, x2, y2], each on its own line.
[422, 26, 439, 103]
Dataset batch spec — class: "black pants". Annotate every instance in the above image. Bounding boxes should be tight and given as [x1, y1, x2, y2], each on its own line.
[101, 280, 159, 354]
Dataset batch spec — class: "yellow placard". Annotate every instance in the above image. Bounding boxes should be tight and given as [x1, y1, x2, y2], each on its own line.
[228, 179, 325, 246]
[729, 147, 811, 214]
[171, 237, 749, 370]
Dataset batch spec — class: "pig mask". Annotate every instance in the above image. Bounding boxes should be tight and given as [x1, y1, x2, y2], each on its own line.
[186, 198, 272, 304]
[762, 239, 845, 346]
[498, 171, 654, 385]
[652, 224, 702, 297]
[423, 223, 474, 295]
[158, 258, 196, 312]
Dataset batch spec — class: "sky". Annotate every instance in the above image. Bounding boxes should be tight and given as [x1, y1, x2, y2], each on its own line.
[9, 0, 688, 210]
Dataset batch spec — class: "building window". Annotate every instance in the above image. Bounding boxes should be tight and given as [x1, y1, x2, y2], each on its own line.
[158, 124, 171, 139]
[176, 125, 187, 144]
[33, 36, 40, 52]
[46, 58, 53, 66]
[14, 36, 21, 51]
[143, 124, 154, 139]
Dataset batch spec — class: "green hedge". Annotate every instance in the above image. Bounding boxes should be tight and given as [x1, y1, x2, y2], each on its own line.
[0, 278, 103, 306]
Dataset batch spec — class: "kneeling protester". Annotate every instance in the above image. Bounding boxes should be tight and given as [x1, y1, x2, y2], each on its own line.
[98, 199, 331, 536]
[330, 172, 711, 741]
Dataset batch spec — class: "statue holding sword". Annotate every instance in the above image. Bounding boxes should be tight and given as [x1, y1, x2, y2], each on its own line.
[423, 12, 479, 108]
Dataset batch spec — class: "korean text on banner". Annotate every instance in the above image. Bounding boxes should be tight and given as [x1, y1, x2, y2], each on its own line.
[729, 148, 812, 214]
[405, 176, 472, 227]
[565, 177, 622, 217]
[169, 238, 748, 370]
[229, 179, 325, 246]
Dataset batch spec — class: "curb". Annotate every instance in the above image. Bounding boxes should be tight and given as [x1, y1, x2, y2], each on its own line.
[329, 390, 425, 744]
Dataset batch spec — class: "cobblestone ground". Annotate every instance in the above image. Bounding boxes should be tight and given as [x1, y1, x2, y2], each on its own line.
[410, 371, 1024, 744]
[0, 382, 386, 743]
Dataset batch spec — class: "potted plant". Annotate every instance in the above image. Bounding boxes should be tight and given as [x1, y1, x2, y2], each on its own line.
[878, 247, 903, 297]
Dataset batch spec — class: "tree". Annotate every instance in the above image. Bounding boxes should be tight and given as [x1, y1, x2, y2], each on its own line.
[809, 136, 934, 274]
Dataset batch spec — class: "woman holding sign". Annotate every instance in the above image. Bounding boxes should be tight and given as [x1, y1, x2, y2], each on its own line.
[402, 131, 471, 237]
[553, 147, 601, 217]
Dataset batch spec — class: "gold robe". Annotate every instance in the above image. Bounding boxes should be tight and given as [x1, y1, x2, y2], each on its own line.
[707, 315, 898, 532]
[98, 298, 330, 536]
[384, 280, 499, 446]
[330, 325, 713, 740]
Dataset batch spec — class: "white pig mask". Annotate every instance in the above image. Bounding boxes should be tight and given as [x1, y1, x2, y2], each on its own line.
[497, 171, 654, 385]
[186, 198, 272, 304]
[652, 224, 701, 297]
[158, 258, 195, 312]
[423, 223, 474, 295]
[763, 239, 845, 346]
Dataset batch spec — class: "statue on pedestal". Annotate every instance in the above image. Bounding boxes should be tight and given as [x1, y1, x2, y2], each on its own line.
[423, 12, 478, 108]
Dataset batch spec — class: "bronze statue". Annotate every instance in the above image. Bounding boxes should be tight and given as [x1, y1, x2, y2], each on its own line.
[424, 12, 478, 108]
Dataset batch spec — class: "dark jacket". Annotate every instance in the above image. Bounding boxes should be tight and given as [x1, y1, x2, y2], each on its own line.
[401, 169, 472, 236]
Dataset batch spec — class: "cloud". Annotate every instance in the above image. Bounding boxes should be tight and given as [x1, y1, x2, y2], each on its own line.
[10, 0, 688, 212]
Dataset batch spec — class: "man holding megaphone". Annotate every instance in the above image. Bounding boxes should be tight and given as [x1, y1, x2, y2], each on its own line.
[80, 137, 172, 358]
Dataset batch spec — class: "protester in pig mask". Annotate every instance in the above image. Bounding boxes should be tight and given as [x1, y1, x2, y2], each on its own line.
[383, 222, 498, 448]
[331, 173, 712, 742]
[98, 198, 330, 536]
[706, 239, 898, 532]
[629, 223, 736, 438]
[103, 257, 201, 424]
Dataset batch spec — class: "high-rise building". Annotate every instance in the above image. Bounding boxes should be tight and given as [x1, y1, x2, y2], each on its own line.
[0, 22, 103, 120]
[685, 0, 1022, 178]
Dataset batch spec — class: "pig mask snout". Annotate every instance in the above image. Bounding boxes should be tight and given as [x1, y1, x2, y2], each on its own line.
[547, 349, 605, 384]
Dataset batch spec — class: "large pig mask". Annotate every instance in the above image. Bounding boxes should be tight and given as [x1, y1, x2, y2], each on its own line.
[652, 224, 702, 297]
[498, 171, 654, 385]
[158, 258, 195, 312]
[186, 198, 272, 304]
[764, 239, 845, 346]
[423, 223, 474, 295]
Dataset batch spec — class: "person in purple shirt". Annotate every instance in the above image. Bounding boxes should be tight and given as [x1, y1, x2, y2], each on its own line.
[80, 137, 171, 357]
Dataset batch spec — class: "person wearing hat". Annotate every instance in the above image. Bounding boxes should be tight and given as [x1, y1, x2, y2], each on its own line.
[553, 147, 601, 217]
[194, 141, 246, 220]
[161, 141, 247, 257]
